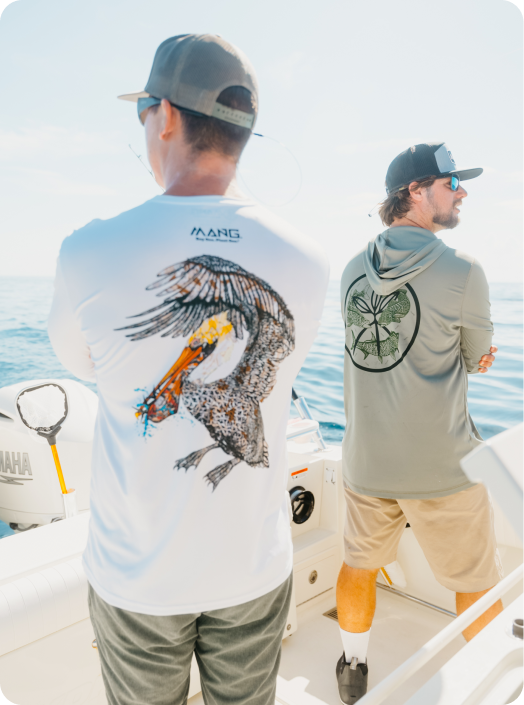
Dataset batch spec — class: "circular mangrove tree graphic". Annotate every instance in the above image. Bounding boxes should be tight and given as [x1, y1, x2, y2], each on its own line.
[344, 275, 420, 373]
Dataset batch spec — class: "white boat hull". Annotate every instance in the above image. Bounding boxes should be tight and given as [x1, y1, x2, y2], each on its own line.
[0, 381, 521, 705]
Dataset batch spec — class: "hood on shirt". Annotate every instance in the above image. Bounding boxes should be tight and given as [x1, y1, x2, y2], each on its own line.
[362, 226, 448, 296]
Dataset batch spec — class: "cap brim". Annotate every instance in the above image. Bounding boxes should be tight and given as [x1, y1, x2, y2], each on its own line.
[117, 91, 150, 103]
[451, 167, 483, 181]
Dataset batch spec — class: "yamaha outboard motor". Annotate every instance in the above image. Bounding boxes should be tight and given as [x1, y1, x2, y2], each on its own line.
[0, 379, 97, 527]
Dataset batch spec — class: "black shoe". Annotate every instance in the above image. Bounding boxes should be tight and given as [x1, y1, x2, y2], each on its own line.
[336, 653, 368, 704]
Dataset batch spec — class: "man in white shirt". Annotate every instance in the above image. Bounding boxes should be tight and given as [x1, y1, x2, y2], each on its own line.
[48, 34, 329, 705]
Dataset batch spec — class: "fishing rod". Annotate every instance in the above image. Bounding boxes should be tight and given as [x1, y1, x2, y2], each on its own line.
[128, 145, 164, 192]
[128, 133, 302, 205]
[237, 133, 303, 207]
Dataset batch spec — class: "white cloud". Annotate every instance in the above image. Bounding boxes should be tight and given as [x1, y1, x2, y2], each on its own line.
[505, 171, 523, 182]
[338, 138, 426, 156]
[481, 167, 523, 182]
[6, 167, 116, 196]
[495, 199, 523, 210]
[266, 51, 305, 88]
[0, 125, 122, 160]
[335, 191, 384, 215]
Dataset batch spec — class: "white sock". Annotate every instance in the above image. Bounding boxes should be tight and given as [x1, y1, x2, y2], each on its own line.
[339, 627, 371, 664]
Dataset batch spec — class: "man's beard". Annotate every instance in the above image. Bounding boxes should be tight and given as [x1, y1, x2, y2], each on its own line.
[432, 208, 459, 229]
[428, 191, 461, 230]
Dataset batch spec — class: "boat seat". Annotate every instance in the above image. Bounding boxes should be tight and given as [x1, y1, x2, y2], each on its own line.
[0, 513, 89, 656]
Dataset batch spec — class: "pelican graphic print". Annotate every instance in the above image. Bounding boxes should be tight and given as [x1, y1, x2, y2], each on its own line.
[344, 274, 420, 372]
[117, 255, 295, 489]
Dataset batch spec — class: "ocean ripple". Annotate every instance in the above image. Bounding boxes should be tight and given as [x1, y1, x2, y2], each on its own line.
[0, 278, 522, 443]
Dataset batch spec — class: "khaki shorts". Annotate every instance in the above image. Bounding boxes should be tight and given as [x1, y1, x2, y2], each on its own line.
[344, 483, 504, 593]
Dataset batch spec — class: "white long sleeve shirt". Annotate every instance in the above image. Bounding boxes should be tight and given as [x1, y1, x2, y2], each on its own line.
[48, 194, 329, 615]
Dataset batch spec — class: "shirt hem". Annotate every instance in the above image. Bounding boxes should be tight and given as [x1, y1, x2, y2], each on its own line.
[342, 477, 476, 500]
[82, 558, 293, 616]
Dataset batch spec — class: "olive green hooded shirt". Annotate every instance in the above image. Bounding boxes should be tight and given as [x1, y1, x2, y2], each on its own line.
[341, 226, 493, 499]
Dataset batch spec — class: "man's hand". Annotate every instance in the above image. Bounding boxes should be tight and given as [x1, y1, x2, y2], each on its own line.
[479, 346, 497, 374]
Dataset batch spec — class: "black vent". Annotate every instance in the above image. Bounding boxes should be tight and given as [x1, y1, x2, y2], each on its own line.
[323, 607, 338, 622]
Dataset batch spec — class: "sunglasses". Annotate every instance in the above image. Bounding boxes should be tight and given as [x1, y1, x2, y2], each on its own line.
[395, 174, 460, 195]
[137, 96, 208, 125]
[450, 175, 460, 192]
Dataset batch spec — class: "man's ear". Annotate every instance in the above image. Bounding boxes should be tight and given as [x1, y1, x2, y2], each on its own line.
[408, 181, 424, 203]
[159, 99, 181, 141]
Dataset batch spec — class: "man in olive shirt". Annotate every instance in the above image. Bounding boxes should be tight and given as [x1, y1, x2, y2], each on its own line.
[336, 142, 501, 703]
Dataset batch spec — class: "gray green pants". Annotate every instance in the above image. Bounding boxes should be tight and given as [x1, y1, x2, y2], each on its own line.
[88, 574, 293, 705]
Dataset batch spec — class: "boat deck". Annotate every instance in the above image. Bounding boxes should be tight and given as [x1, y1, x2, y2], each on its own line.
[0, 436, 521, 705]
[189, 547, 522, 705]
[187, 586, 464, 705]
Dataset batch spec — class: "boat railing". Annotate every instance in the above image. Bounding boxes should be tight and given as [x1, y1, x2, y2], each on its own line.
[291, 388, 328, 450]
[358, 564, 523, 705]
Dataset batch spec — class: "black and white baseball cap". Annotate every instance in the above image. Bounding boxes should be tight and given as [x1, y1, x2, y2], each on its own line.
[119, 34, 258, 129]
[385, 142, 483, 195]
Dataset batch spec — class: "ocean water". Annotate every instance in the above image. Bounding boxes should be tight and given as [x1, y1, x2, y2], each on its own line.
[0, 278, 522, 444]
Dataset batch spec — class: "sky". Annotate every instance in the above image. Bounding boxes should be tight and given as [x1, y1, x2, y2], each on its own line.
[0, 0, 522, 282]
